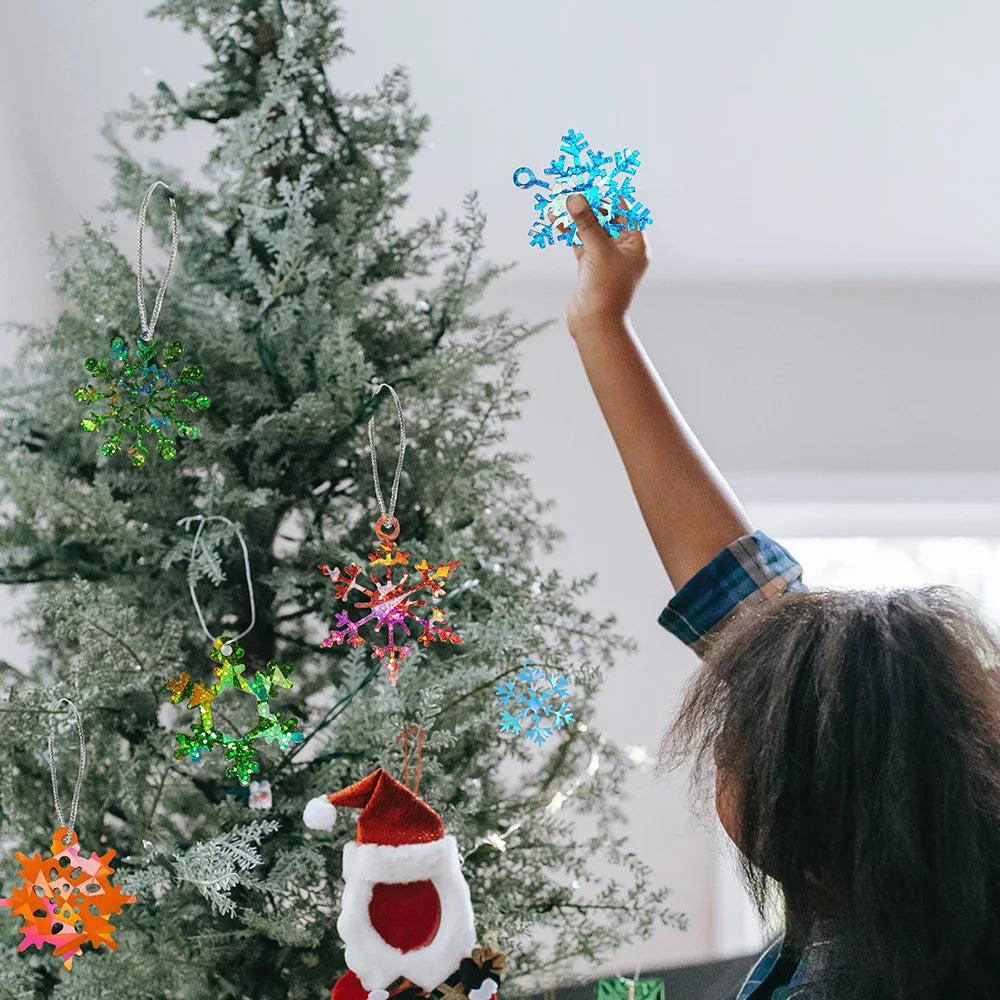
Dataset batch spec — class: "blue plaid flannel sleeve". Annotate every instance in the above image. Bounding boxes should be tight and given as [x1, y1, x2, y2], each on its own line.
[658, 531, 805, 654]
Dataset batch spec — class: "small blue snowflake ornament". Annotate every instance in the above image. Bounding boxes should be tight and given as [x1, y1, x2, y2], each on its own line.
[513, 128, 654, 249]
[495, 659, 575, 745]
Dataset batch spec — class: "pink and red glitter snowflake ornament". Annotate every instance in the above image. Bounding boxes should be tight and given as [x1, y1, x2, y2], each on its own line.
[318, 516, 462, 686]
[1, 828, 135, 970]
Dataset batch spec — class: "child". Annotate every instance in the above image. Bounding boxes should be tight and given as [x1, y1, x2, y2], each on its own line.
[558, 194, 1000, 999]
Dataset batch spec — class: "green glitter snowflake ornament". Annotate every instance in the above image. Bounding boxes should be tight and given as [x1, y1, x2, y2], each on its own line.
[75, 334, 210, 467]
[165, 636, 304, 785]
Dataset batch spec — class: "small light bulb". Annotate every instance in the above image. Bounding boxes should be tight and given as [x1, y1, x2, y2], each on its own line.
[546, 791, 567, 813]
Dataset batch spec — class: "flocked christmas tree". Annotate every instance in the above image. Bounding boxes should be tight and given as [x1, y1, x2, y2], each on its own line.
[0, 2, 683, 998]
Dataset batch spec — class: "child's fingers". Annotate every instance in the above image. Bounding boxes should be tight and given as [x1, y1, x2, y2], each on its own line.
[548, 207, 585, 261]
[566, 193, 611, 254]
[549, 195, 620, 259]
[608, 194, 631, 234]
[552, 196, 626, 230]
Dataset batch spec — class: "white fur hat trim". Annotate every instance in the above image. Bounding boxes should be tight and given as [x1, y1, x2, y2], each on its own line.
[342, 835, 458, 882]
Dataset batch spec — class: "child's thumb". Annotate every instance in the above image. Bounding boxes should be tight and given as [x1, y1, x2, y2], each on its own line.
[566, 194, 606, 250]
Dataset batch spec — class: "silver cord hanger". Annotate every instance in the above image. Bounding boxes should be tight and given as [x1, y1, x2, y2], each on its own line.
[177, 514, 257, 646]
[136, 180, 179, 344]
[48, 699, 86, 841]
[368, 383, 407, 536]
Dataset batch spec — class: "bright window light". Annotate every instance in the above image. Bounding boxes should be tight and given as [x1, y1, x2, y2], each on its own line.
[786, 537, 1000, 622]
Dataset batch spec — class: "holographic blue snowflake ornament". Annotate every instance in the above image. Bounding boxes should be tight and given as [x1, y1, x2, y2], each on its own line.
[495, 659, 575, 746]
[513, 128, 654, 249]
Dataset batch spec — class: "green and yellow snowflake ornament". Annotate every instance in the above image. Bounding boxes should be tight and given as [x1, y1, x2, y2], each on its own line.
[75, 334, 210, 467]
[165, 636, 304, 785]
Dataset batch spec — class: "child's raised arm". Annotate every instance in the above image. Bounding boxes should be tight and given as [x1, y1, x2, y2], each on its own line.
[561, 194, 752, 591]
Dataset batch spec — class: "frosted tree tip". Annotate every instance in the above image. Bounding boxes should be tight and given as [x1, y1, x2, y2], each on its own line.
[303, 795, 338, 830]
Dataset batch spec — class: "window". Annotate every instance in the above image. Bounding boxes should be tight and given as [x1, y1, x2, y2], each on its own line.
[788, 536, 1000, 615]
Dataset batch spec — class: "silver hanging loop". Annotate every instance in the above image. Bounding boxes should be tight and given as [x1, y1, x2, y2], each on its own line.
[368, 383, 407, 533]
[136, 180, 179, 344]
[48, 699, 86, 838]
[178, 514, 257, 644]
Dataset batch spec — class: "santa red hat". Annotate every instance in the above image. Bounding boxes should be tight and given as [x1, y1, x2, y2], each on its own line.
[304, 768, 476, 992]
[305, 768, 443, 843]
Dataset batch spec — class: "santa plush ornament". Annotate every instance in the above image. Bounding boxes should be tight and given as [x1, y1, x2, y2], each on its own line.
[305, 769, 496, 1000]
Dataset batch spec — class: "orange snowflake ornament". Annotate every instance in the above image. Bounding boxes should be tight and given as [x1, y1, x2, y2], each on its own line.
[1, 827, 135, 970]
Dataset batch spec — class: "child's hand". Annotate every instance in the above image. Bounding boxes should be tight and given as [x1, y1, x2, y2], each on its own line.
[556, 193, 650, 339]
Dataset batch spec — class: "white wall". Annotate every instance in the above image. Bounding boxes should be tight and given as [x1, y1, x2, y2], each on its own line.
[494, 277, 1000, 477]
[315, 0, 1000, 281]
[4, 0, 1000, 976]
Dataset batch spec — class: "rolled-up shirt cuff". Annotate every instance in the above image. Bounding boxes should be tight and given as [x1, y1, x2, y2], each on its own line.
[658, 531, 805, 655]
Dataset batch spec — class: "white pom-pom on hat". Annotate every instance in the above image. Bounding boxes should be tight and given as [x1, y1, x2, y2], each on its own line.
[303, 795, 338, 830]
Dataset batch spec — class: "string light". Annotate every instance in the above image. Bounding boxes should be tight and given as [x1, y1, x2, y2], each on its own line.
[625, 745, 653, 769]
[471, 822, 523, 858]
[545, 791, 568, 814]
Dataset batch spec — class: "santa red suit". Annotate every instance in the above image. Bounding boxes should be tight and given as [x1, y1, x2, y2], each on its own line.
[304, 769, 500, 1000]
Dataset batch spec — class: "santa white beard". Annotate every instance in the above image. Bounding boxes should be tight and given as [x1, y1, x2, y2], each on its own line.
[337, 835, 477, 992]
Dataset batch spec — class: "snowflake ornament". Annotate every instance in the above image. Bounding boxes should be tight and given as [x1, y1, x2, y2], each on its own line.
[319, 517, 462, 686]
[165, 636, 304, 785]
[496, 659, 575, 745]
[513, 128, 653, 249]
[0, 827, 135, 970]
[75, 334, 210, 467]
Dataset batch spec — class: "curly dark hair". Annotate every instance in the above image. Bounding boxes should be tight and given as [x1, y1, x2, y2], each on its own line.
[662, 586, 1000, 999]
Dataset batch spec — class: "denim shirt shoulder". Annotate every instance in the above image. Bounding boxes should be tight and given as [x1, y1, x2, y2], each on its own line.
[737, 923, 849, 999]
